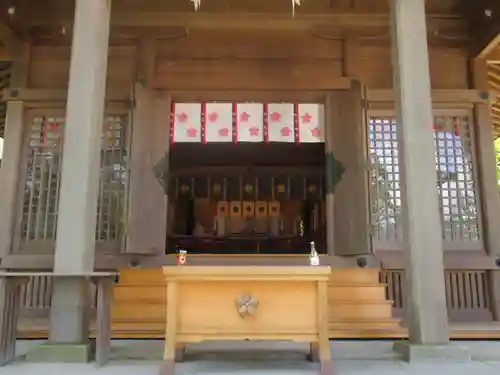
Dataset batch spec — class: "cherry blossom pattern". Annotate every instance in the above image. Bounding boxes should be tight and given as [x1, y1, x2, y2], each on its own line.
[177, 112, 188, 122]
[249, 126, 260, 137]
[301, 113, 313, 124]
[270, 112, 281, 122]
[281, 127, 292, 137]
[208, 112, 219, 122]
[218, 127, 230, 137]
[240, 112, 250, 122]
[311, 127, 321, 137]
[186, 127, 198, 138]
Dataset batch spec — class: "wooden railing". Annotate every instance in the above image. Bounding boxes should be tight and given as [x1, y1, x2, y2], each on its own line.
[381, 269, 493, 321]
[19, 276, 97, 317]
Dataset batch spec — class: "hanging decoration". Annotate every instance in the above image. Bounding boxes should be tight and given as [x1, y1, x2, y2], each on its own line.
[297, 103, 325, 143]
[171, 103, 202, 143]
[292, 0, 301, 17]
[170, 102, 323, 145]
[236, 103, 264, 143]
[266, 103, 295, 143]
[204, 103, 233, 143]
[191, 0, 201, 11]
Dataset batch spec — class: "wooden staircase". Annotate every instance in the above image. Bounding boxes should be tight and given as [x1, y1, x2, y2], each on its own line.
[110, 268, 401, 338]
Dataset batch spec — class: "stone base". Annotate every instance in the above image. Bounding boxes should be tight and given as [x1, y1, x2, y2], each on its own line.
[158, 359, 175, 375]
[25, 343, 91, 363]
[393, 341, 471, 363]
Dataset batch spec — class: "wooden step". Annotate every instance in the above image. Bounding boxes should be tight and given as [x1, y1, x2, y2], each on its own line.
[111, 302, 165, 320]
[329, 318, 401, 330]
[112, 301, 394, 321]
[329, 269, 380, 285]
[108, 322, 402, 333]
[118, 268, 163, 285]
[328, 285, 386, 300]
[113, 286, 166, 302]
[328, 301, 393, 319]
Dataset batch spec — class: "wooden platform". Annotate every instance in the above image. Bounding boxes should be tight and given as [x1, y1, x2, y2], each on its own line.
[16, 268, 500, 340]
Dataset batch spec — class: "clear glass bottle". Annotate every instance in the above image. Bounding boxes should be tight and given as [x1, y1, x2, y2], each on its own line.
[309, 241, 320, 266]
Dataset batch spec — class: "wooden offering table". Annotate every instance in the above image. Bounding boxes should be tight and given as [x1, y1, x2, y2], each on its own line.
[159, 265, 333, 375]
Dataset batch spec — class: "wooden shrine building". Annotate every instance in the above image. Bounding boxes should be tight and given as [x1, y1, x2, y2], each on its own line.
[0, 0, 500, 363]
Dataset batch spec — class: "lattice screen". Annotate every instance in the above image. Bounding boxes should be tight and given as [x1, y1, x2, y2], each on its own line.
[433, 115, 480, 242]
[21, 115, 129, 243]
[368, 116, 402, 242]
[368, 113, 481, 244]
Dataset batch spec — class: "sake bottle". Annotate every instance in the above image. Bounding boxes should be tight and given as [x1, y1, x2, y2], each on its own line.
[309, 241, 320, 266]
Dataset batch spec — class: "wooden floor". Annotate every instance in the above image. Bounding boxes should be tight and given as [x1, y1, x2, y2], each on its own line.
[16, 268, 500, 340]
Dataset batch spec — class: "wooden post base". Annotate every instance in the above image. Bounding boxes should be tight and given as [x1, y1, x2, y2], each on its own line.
[175, 344, 186, 362]
[306, 343, 320, 363]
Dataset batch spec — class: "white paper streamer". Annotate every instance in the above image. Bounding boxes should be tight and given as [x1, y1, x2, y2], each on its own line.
[292, 0, 301, 17]
[191, 0, 201, 11]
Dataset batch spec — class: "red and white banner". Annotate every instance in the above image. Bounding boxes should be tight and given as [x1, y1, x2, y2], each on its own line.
[235, 103, 264, 143]
[171, 103, 202, 143]
[266, 103, 295, 143]
[204, 103, 233, 143]
[297, 104, 325, 143]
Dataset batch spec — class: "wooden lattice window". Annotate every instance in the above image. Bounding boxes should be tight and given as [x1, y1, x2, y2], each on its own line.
[368, 115, 402, 243]
[368, 110, 482, 247]
[21, 113, 130, 243]
[433, 114, 481, 243]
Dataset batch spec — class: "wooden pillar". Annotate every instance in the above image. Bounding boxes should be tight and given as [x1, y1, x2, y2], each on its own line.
[46, 0, 111, 357]
[125, 35, 170, 256]
[0, 43, 30, 263]
[472, 58, 500, 321]
[389, 0, 465, 360]
[126, 84, 170, 255]
[324, 95, 336, 256]
[329, 83, 371, 258]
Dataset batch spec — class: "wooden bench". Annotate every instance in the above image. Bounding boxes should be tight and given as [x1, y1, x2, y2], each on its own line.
[0, 271, 118, 366]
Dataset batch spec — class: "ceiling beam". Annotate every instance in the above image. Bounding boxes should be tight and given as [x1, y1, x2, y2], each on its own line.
[466, 0, 500, 57]
[486, 41, 500, 63]
[23, 11, 466, 33]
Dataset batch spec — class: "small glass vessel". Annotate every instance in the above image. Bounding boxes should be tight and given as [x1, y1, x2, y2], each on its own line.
[309, 241, 320, 266]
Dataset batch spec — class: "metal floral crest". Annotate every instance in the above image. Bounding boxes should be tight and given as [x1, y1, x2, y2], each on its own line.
[189, 0, 302, 15]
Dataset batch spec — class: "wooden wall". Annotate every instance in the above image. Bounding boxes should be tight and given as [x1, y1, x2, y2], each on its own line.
[24, 31, 471, 92]
[358, 43, 469, 89]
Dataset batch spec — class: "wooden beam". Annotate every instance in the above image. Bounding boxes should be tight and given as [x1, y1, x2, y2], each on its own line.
[25, 11, 466, 33]
[479, 34, 500, 59]
[153, 61, 352, 90]
[366, 89, 492, 104]
[0, 87, 131, 102]
[487, 45, 500, 63]
[465, 0, 500, 57]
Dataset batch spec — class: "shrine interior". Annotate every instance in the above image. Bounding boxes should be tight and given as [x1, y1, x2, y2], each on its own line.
[166, 142, 327, 254]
